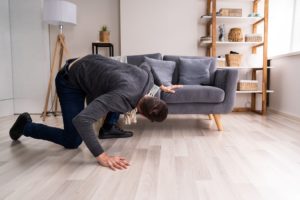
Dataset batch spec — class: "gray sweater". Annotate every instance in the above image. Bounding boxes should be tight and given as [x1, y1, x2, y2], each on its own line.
[68, 54, 159, 157]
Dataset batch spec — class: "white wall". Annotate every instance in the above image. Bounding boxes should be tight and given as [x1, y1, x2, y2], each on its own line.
[0, 0, 14, 117]
[120, 0, 205, 56]
[49, 0, 120, 58]
[292, 0, 300, 52]
[269, 55, 300, 118]
[268, 0, 295, 57]
[9, 0, 50, 113]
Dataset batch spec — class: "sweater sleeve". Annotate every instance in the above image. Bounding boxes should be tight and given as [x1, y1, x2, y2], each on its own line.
[72, 92, 131, 157]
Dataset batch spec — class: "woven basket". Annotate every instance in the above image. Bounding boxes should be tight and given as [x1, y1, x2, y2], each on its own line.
[245, 34, 262, 42]
[238, 80, 258, 91]
[220, 8, 242, 17]
[228, 28, 243, 42]
[225, 54, 242, 66]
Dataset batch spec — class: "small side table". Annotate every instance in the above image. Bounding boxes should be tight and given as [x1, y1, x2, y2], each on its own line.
[92, 42, 114, 57]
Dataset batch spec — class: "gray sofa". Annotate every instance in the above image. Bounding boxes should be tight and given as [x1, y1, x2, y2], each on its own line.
[127, 53, 238, 131]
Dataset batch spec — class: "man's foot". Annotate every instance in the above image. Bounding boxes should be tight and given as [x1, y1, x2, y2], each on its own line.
[9, 112, 32, 140]
[99, 125, 133, 139]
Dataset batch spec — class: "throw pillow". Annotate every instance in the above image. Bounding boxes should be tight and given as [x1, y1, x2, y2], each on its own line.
[145, 57, 176, 86]
[178, 58, 211, 85]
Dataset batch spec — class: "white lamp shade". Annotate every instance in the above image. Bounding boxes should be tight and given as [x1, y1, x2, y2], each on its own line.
[43, 0, 77, 25]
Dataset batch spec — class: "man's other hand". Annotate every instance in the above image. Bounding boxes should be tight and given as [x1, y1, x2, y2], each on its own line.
[97, 152, 130, 171]
[160, 85, 183, 93]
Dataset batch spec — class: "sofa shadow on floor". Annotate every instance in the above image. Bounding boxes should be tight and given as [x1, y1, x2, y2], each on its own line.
[122, 114, 219, 134]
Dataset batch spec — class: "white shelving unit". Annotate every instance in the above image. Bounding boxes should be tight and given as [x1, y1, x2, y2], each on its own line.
[201, 0, 271, 114]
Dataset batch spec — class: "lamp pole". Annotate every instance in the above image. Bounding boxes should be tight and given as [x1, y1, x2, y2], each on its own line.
[42, 0, 76, 120]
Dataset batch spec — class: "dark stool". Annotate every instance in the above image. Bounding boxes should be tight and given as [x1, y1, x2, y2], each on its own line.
[92, 42, 114, 57]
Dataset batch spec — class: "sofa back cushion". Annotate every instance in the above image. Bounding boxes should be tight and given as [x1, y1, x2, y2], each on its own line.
[178, 58, 211, 85]
[144, 57, 176, 86]
[127, 53, 162, 66]
[163, 55, 216, 85]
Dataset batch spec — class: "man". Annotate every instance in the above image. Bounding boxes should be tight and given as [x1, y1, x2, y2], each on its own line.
[9, 54, 180, 171]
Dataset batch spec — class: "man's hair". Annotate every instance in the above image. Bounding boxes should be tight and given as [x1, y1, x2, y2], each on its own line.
[139, 96, 168, 122]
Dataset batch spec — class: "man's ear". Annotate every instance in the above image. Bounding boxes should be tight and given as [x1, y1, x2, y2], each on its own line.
[149, 106, 160, 116]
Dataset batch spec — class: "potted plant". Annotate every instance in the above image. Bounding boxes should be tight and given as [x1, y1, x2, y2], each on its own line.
[99, 25, 110, 43]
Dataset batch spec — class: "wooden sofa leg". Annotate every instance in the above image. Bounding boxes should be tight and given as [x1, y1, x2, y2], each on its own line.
[208, 114, 214, 120]
[213, 114, 224, 131]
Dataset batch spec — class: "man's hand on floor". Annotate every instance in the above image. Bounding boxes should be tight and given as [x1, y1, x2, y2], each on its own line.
[97, 152, 130, 170]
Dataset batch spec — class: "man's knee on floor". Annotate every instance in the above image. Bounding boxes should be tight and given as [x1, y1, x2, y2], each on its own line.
[64, 137, 82, 149]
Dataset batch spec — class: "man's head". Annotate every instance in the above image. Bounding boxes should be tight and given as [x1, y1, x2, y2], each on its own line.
[137, 96, 168, 122]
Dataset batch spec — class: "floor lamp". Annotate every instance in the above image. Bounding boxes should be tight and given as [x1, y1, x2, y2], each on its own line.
[42, 0, 77, 121]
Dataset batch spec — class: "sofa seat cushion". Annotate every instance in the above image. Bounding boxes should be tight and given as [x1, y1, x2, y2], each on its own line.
[161, 85, 225, 104]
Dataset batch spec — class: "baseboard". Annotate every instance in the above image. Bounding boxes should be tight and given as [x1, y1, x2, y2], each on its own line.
[268, 109, 300, 122]
[13, 98, 46, 114]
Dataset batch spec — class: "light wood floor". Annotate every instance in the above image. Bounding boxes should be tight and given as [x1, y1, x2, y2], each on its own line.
[0, 113, 300, 200]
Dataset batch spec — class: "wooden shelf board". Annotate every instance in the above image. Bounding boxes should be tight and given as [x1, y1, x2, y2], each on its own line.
[236, 90, 274, 94]
[200, 41, 212, 47]
[217, 66, 273, 70]
[253, 66, 273, 70]
[233, 107, 252, 112]
[200, 16, 263, 24]
[233, 108, 263, 113]
[219, 0, 257, 2]
[217, 41, 263, 45]
[218, 66, 261, 69]
[200, 41, 263, 47]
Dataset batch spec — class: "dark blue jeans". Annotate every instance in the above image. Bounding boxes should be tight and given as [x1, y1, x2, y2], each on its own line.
[24, 66, 120, 149]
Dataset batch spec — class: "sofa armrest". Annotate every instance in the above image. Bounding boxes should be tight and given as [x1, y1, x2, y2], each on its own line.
[213, 69, 238, 112]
